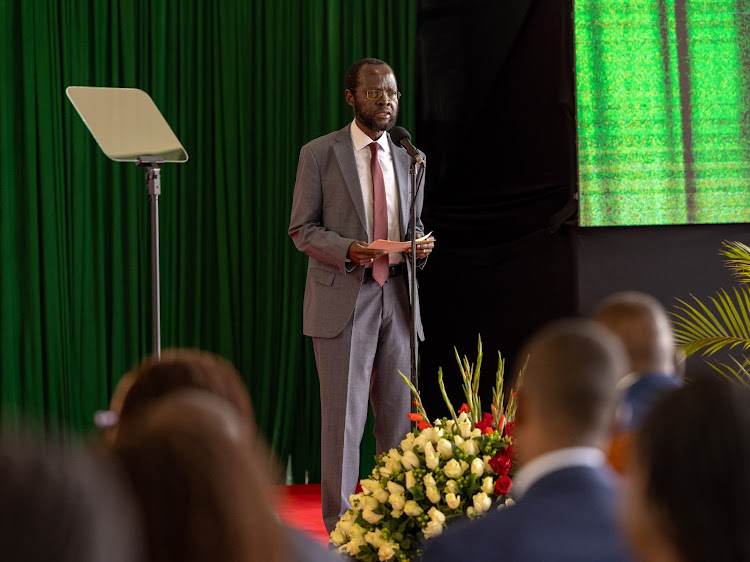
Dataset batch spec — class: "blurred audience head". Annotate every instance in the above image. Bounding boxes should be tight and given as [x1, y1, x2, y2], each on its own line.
[118, 348, 255, 433]
[114, 389, 286, 562]
[621, 377, 750, 562]
[593, 291, 677, 377]
[514, 318, 627, 464]
[0, 437, 143, 562]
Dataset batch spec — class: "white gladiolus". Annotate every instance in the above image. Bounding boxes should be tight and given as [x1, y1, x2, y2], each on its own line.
[437, 438, 454, 459]
[387, 481, 405, 495]
[405, 470, 417, 491]
[445, 479, 458, 494]
[401, 450, 420, 470]
[473, 492, 492, 513]
[471, 457, 485, 478]
[444, 459, 464, 479]
[424, 441, 440, 470]
[362, 507, 384, 524]
[404, 500, 423, 517]
[482, 476, 495, 494]
[378, 543, 397, 561]
[426, 486, 441, 504]
[388, 493, 406, 511]
[422, 520, 444, 539]
[444, 492, 461, 509]
[423, 472, 437, 488]
[428, 506, 446, 524]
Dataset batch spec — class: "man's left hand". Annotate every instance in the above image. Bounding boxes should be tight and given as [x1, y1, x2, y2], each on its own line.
[406, 236, 435, 259]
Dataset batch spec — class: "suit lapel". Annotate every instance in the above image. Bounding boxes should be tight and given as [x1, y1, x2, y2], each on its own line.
[388, 134, 411, 239]
[333, 125, 368, 234]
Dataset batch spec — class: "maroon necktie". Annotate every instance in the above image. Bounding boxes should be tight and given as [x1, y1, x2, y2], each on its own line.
[369, 142, 389, 286]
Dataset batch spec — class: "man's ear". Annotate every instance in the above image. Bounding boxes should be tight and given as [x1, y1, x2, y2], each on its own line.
[345, 89, 355, 108]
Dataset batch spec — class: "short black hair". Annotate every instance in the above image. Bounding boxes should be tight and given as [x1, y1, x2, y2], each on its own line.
[636, 377, 750, 562]
[345, 58, 391, 92]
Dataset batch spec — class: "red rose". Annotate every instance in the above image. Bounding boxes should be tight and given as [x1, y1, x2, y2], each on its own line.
[495, 475, 512, 496]
[489, 454, 513, 476]
[504, 443, 515, 461]
[504, 422, 516, 438]
[475, 412, 494, 433]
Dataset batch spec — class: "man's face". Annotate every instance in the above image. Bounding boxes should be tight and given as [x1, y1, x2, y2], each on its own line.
[346, 64, 399, 138]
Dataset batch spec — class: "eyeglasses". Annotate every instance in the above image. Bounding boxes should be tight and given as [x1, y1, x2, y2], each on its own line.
[361, 89, 402, 101]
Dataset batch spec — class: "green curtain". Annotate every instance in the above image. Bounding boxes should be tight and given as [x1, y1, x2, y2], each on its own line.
[0, 0, 417, 483]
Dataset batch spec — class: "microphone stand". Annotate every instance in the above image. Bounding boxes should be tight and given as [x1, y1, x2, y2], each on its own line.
[409, 159, 419, 413]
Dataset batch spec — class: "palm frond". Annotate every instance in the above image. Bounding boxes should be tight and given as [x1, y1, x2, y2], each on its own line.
[705, 356, 750, 388]
[671, 289, 750, 357]
[720, 240, 750, 284]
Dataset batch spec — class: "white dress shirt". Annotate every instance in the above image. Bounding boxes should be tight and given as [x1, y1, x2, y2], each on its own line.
[511, 447, 606, 500]
[350, 120, 403, 264]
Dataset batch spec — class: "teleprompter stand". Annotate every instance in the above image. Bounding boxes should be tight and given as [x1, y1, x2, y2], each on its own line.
[66, 87, 189, 360]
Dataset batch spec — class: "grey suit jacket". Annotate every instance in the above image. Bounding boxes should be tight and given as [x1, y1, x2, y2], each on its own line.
[289, 124, 426, 340]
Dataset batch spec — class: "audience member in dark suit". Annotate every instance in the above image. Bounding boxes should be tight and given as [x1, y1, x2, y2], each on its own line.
[621, 377, 750, 562]
[0, 437, 144, 562]
[592, 292, 682, 472]
[423, 318, 632, 562]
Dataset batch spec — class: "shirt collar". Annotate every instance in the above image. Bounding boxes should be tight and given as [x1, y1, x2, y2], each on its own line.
[511, 446, 605, 500]
[350, 119, 391, 154]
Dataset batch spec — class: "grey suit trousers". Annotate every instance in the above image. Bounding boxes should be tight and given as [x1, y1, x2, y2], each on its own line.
[313, 272, 413, 533]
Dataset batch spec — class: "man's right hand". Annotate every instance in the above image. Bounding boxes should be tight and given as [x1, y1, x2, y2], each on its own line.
[347, 241, 388, 267]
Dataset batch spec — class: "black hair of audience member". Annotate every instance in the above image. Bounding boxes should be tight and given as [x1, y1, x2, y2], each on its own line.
[0, 437, 143, 562]
[629, 377, 750, 562]
[113, 390, 286, 562]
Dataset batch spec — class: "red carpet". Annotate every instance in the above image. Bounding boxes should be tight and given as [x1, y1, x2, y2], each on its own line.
[275, 484, 329, 545]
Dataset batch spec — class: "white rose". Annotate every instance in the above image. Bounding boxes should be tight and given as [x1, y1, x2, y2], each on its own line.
[432, 427, 444, 441]
[378, 543, 397, 561]
[330, 530, 346, 545]
[365, 530, 384, 548]
[458, 421, 472, 439]
[424, 441, 440, 470]
[373, 487, 389, 504]
[405, 470, 417, 490]
[337, 518, 354, 535]
[437, 438, 454, 459]
[360, 479, 379, 494]
[460, 460, 470, 474]
[444, 492, 461, 510]
[379, 463, 394, 478]
[346, 536, 365, 556]
[458, 411, 470, 424]
[453, 435, 464, 447]
[426, 486, 441, 504]
[391, 508, 403, 518]
[388, 448, 402, 463]
[387, 481, 405, 495]
[350, 523, 367, 538]
[423, 472, 437, 488]
[461, 439, 480, 457]
[481, 476, 495, 495]
[445, 420, 456, 434]
[400, 433, 416, 451]
[422, 520, 444, 539]
[362, 507, 384, 524]
[361, 495, 379, 510]
[401, 450, 420, 470]
[471, 457, 484, 478]
[428, 506, 446, 524]
[466, 506, 477, 517]
[470, 427, 482, 438]
[444, 459, 464, 479]
[445, 479, 458, 494]
[483, 455, 494, 472]
[473, 492, 491, 513]
[404, 500, 423, 517]
[388, 493, 406, 511]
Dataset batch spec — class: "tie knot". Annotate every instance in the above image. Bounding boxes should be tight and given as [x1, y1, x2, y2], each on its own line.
[369, 142, 380, 156]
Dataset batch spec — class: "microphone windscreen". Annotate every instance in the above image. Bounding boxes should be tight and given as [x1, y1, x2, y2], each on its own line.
[389, 126, 411, 146]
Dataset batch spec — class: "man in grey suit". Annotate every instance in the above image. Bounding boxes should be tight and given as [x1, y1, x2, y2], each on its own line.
[289, 58, 435, 534]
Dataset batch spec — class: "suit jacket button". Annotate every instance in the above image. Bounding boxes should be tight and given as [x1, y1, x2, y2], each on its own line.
[357, 275, 362, 282]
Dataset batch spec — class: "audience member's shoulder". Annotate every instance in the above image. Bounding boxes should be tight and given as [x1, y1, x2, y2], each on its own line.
[284, 525, 340, 562]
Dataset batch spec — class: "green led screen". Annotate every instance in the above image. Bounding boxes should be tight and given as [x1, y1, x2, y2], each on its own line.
[575, 1, 750, 226]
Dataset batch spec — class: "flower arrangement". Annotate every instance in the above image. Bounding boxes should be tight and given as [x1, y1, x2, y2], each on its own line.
[330, 336, 525, 561]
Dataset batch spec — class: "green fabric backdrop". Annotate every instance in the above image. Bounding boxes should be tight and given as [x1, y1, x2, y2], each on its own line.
[0, 0, 417, 483]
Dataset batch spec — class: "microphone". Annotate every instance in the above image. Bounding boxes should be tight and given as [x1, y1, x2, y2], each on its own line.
[390, 126, 425, 165]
